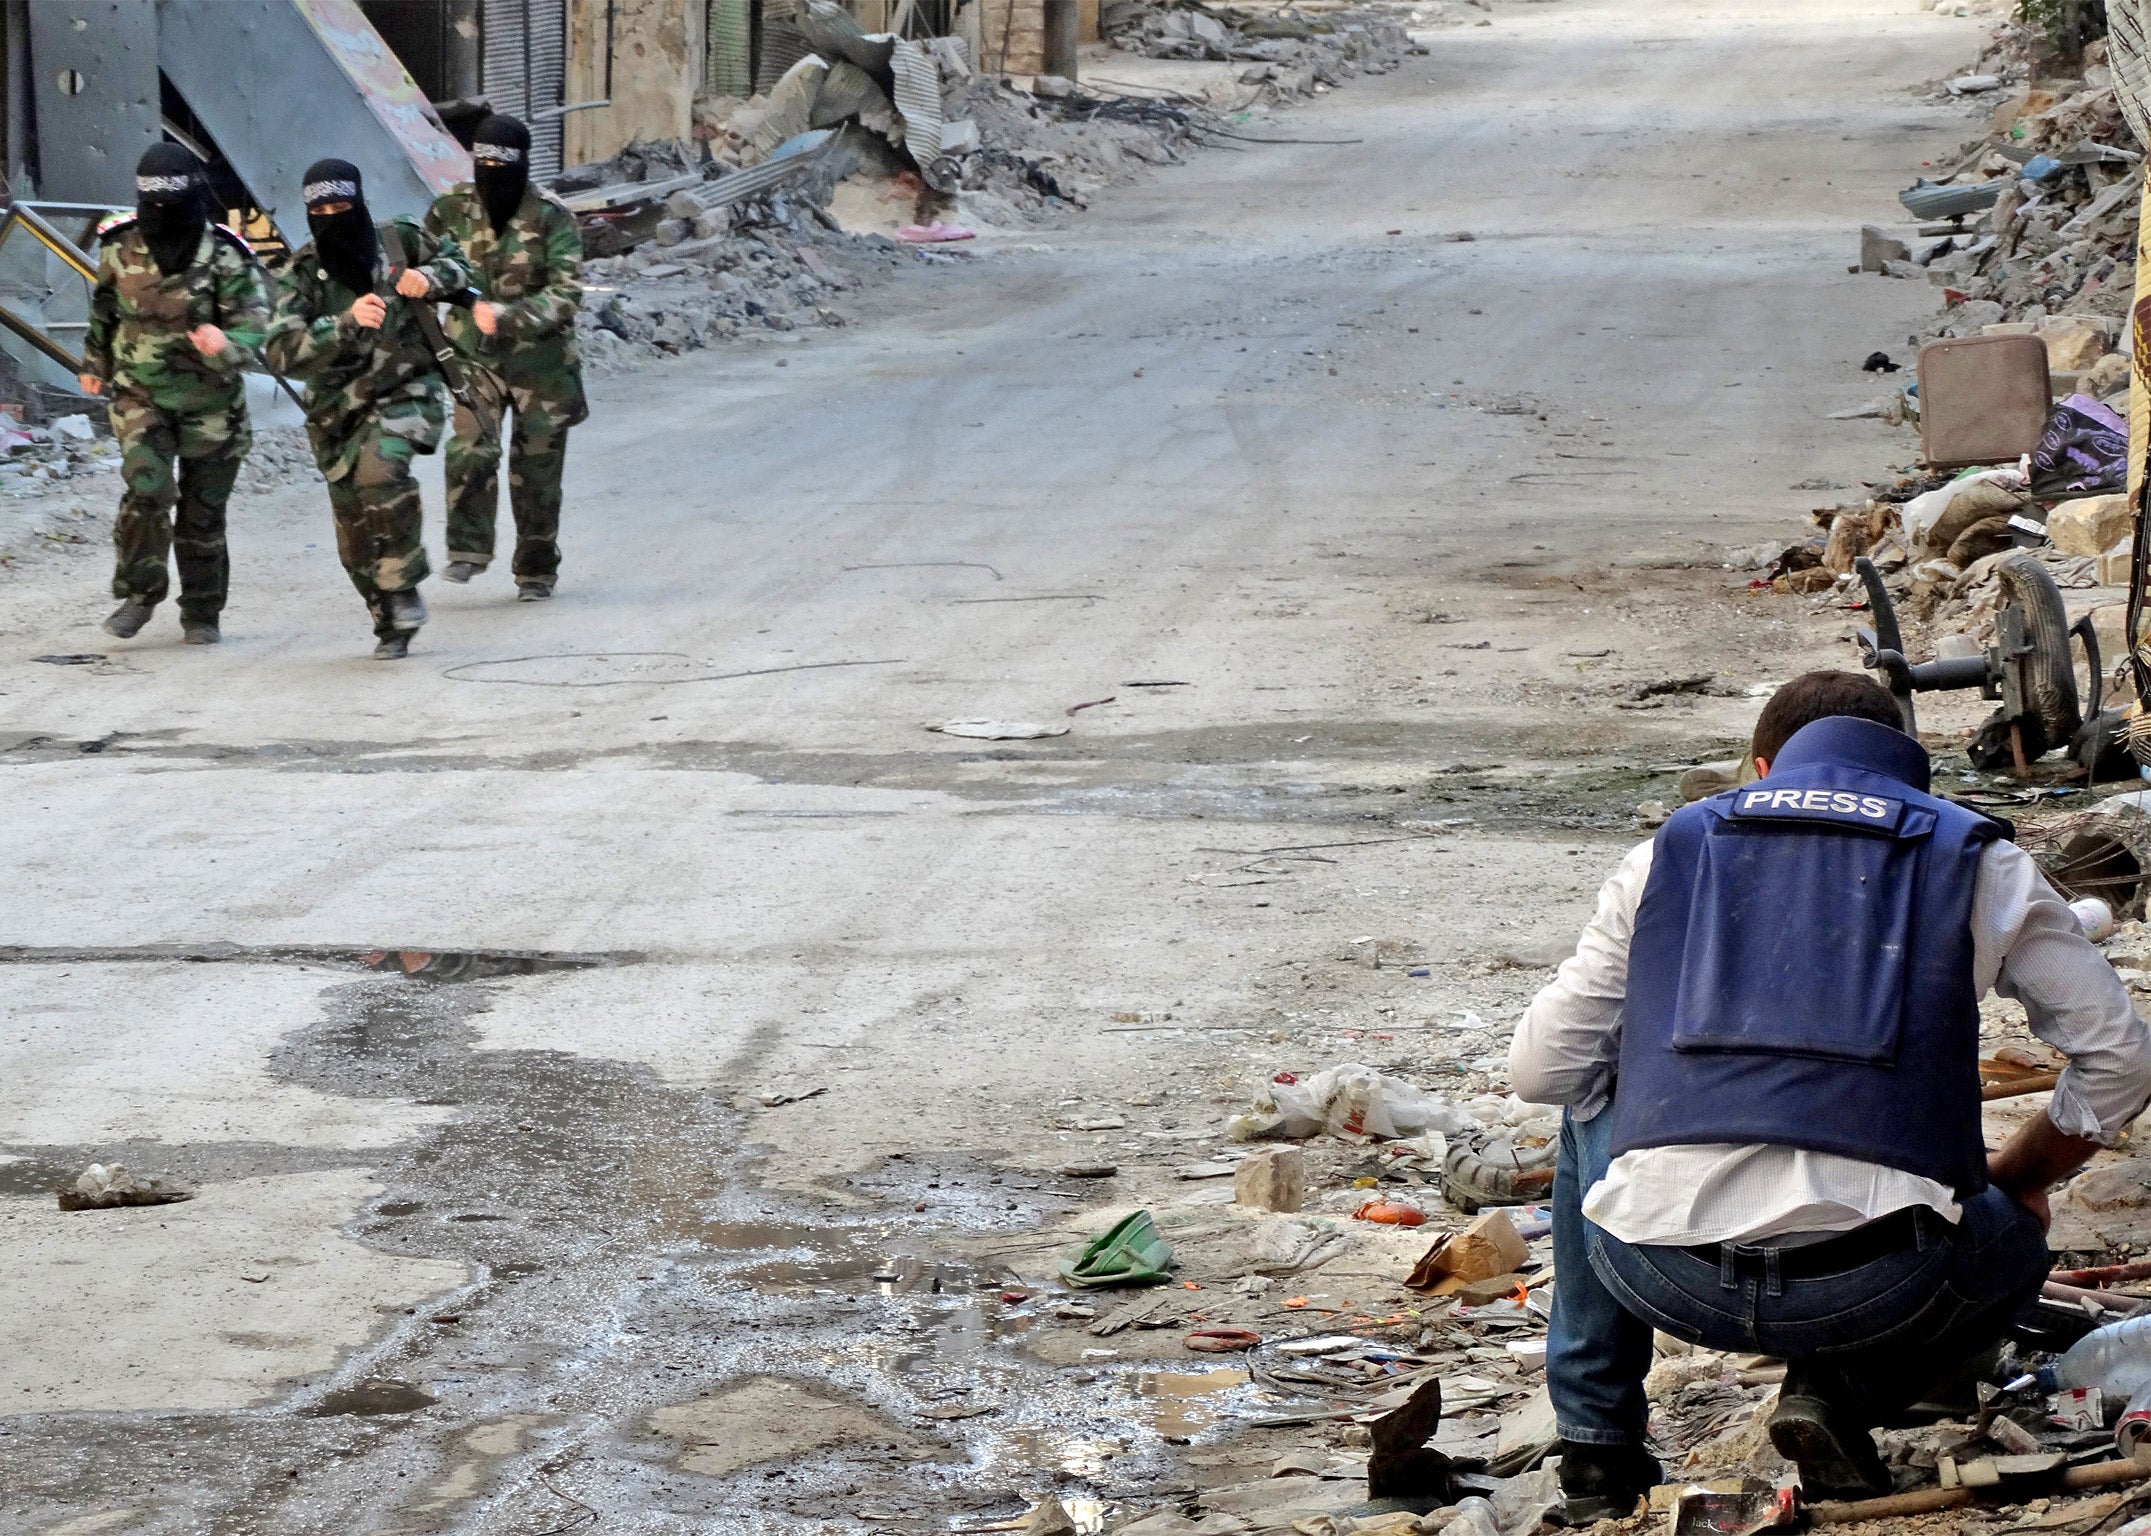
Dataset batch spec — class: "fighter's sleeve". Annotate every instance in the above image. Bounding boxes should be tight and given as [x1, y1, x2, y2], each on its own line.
[82, 242, 120, 382]
[496, 198, 583, 346]
[207, 236, 272, 375]
[262, 260, 356, 380]
[398, 217, 469, 298]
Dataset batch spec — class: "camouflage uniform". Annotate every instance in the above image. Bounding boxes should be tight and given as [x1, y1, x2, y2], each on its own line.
[263, 219, 468, 637]
[423, 184, 587, 582]
[82, 218, 270, 624]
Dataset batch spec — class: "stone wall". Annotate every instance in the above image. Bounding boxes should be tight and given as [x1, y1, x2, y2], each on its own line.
[977, 0, 1047, 76]
[565, 0, 699, 166]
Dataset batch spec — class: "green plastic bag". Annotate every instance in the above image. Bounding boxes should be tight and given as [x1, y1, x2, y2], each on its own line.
[1059, 1210, 1176, 1289]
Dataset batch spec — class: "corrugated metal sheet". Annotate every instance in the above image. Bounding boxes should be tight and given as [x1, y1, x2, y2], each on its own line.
[756, 0, 815, 95]
[705, 0, 754, 97]
[688, 129, 834, 210]
[810, 59, 898, 136]
[483, 0, 566, 178]
[794, 0, 894, 74]
[887, 38, 942, 162]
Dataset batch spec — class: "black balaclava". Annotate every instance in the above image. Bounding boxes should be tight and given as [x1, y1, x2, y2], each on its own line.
[471, 114, 532, 235]
[302, 157, 379, 296]
[136, 142, 207, 277]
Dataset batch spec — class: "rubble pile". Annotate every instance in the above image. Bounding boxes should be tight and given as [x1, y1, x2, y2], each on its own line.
[574, 219, 907, 374]
[0, 411, 110, 495]
[1890, 29, 2142, 337]
[1100, 0, 1421, 93]
[559, 38, 1233, 369]
[950, 76, 1211, 222]
[1759, 21, 2148, 659]
[232, 425, 323, 492]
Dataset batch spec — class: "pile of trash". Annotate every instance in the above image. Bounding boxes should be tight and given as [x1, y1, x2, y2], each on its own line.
[1101, 0, 1421, 93]
[1037, 1022, 2151, 1536]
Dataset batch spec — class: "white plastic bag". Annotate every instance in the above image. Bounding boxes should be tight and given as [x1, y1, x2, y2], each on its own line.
[1228, 1063, 1477, 1141]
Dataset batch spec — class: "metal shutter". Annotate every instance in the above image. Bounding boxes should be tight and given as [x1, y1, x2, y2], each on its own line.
[482, 0, 567, 178]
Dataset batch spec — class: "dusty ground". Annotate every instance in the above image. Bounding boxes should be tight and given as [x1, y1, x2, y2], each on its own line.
[0, 0, 1992, 1531]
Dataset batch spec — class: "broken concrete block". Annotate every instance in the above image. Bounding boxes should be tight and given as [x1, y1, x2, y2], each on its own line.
[58, 1162, 192, 1210]
[2042, 320, 2110, 373]
[653, 217, 689, 248]
[1032, 73, 1075, 98]
[2088, 351, 2133, 396]
[1860, 225, 1910, 271]
[2100, 539, 2135, 586]
[1454, 1270, 1529, 1306]
[2049, 494, 2131, 557]
[1234, 1146, 1304, 1212]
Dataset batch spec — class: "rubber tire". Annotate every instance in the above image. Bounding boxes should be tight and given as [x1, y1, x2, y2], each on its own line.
[1972, 553, 2081, 765]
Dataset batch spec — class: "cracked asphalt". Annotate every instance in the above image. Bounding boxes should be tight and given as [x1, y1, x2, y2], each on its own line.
[0, 0, 1982, 1530]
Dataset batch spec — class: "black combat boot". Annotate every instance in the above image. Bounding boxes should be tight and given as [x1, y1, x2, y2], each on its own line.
[372, 633, 411, 660]
[1554, 1441, 1660, 1525]
[516, 580, 553, 602]
[443, 560, 482, 583]
[1769, 1388, 1892, 1500]
[103, 598, 154, 638]
[181, 619, 220, 645]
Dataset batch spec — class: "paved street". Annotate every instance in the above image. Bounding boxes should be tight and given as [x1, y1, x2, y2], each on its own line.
[0, 0, 1978, 1528]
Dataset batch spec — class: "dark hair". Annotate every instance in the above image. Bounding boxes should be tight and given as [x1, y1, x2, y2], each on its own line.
[1750, 670, 1904, 765]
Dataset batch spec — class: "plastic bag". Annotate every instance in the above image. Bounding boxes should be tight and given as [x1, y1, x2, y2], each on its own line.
[1228, 1062, 1478, 1141]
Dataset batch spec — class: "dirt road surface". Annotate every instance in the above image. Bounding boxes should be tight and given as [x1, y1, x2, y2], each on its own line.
[1, 0, 1978, 1530]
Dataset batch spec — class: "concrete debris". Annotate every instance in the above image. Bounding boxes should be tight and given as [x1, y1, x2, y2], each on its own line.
[59, 1162, 192, 1210]
[1234, 1145, 1306, 1212]
[1102, 0, 1419, 92]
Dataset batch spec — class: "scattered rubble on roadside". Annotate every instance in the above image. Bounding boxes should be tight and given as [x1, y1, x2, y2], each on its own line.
[1101, 0, 1421, 96]
[555, 3, 1424, 375]
[58, 1162, 192, 1210]
[1749, 14, 2149, 770]
[918, 963, 2151, 1536]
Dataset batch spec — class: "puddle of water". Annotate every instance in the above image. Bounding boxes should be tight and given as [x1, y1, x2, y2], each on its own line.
[306, 1379, 437, 1417]
[1122, 1367, 1249, 1438]
[1003, 1430, 1127, 1479]
[691, 1218, 997, 1297]
[1063, 1496, 1112, 1536]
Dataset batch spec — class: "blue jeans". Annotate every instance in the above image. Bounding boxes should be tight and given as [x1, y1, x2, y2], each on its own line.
[1548, 1108, 1653, 1445]
[1547, 1108, 2051, 1442]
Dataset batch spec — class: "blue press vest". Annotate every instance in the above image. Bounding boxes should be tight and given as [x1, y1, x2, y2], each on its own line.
[1607, 716, 2002, 1195]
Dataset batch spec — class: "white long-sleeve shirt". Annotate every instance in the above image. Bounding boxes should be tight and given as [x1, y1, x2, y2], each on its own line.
[1508, 837, 2151, 1246]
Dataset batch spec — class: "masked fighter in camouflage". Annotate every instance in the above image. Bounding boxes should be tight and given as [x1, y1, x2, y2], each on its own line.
[424, 113, 587, 602]
[81, 142, 270, 645]
[264, 159, 468, 659]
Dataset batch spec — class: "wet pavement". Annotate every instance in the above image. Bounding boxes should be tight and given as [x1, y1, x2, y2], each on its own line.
[0, 0, 1979, 1528]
